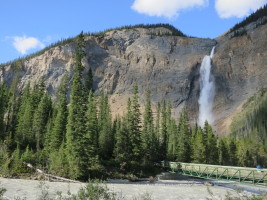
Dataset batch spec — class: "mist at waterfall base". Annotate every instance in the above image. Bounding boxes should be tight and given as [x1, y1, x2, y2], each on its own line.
[198, 47, 215, 127]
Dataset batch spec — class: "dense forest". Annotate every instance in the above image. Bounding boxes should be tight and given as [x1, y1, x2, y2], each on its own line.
[0, 32, 266, 181]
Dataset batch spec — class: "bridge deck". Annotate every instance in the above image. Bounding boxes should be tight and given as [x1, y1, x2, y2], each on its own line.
[161, 162, 267, 187]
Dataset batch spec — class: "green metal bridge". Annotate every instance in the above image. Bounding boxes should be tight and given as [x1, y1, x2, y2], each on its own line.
[161, 161, 267, 187]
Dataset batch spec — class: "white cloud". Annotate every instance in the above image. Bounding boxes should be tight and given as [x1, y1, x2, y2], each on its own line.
[131, 0, 208, 18]
[215, 0, 267, 18]
[12, 35, 45, 54]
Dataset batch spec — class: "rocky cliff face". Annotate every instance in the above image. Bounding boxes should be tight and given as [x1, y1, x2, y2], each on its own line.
[0, 24, 266, 135]
[212, 23, 267, 134]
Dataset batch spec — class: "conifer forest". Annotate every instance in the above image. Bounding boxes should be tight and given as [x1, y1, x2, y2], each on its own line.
[0, 32, 267, 181]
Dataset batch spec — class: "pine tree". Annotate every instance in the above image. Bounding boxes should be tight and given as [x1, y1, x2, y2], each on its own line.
[218, 137, 229, 165]
[128, 84, 142, 165]
[203, 121, 218, 164]
[159, 100, 167, 160]
[11, 145, 22, 173]
[21, 145, 36, 171]
[5, 74, 20, 136]
[85, 68, 93, 93]
[116, 85, 143, 170]
[49, 142, 68, 176]
[49, 75, 68, 151]
[0, 141, 11, 175]
[236, 139, 249, 166]
[166, 101, 172, 133]
[44, 115, 54, 152]
[32, 93, 52, 151]
[176, 108, 191, 162]
[155, 102, 161, 148]
[98, 93, 113, 160]
[114, 116, 131, 171]
[15, 84, 35, 149]
[245, 134, 267, 167]
[166, 102, 175, 160]
[228, 137, 237, 166]
[191, 126, 206, 163]
[65, 31, 88, 179]
[167, 119, 178, 160]
[85, 90, 100, 172]
[142, 90, 157, 164]
[31, 78, 46, 109]
[15, 80, 48, 150]
[0, 83, 8, 139]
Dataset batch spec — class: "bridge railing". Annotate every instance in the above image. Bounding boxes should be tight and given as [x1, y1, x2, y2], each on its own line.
[161, 161, 267, 187]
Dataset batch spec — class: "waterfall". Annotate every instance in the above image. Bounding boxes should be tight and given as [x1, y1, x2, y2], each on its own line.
[198, 47, 216, 127]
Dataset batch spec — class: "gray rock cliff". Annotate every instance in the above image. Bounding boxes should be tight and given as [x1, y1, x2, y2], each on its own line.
[0, 24, 266, 135]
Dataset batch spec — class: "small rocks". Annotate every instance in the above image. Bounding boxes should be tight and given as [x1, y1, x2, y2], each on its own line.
[204, 181, 214, 186]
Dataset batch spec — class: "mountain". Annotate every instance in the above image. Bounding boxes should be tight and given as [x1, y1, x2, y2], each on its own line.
[0, 13, 267, 135]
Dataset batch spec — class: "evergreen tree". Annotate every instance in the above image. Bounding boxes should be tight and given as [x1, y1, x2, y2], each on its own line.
[203, 121, 218, 164]
[245, 134, 267, 167]
[98, 93, 113, 160]
[66, 31, 88, 179]
[15, 80, 47, 150]
[21, 145, 35, 164]
[236, 139, 250, 167]
[85, 68, 93, 93]
[49, 142, 68, 176]
[49, 75, 68, 151]
[114, 116, 131, 171]
[176, 108, 191, 162]
[228, 137, 237, 166]
[15, 84, 35, 149]
[127, 84, 142, 165]
[191, 126, 206, 163]
[31, 78, 46, 109]
[5, 74, 20, 136]
[166, 102, 175, 160]
[0, 83, 8, 138]
[218, 137, 229, 165]
[0, 140, 11, 175]
[142, 90, 157, 164]
[85, 90, 100, 172]
[11, 145, 22, 173]
[155, 102, 161, 148]
[44, 115, 54, 152]
[159, 100, 167, 160]
[32, 93, 52, 151]
[166, 101, 172, 134]
[167, 119, 178, 160]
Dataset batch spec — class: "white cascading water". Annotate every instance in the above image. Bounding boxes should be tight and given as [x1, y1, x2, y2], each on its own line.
[198, 47, 216, 127]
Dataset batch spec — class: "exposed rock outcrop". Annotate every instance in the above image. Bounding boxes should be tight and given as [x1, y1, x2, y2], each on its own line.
[0, 23, 266, 135]
[213, 23, 267, 133]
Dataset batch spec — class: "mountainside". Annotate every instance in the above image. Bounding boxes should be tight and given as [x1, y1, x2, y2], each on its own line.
[0, 20, 266, 134]
[213, 21, 267, 134]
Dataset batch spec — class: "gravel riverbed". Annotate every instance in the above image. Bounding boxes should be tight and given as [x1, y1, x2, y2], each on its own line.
[1, 178, 266, 200]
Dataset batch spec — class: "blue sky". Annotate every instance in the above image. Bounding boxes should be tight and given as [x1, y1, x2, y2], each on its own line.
[1, 0, 266, 64]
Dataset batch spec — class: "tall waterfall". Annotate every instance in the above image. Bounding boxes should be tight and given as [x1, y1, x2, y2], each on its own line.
[198, 47, 215, 127]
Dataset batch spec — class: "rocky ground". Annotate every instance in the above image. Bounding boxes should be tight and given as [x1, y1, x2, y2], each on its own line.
[1, 177, 266, 200]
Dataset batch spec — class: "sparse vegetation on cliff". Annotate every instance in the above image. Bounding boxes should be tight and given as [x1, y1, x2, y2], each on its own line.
[228, 4, 267, 38]
[89, 23, 187, 37]
[0, 23, 186, 68]
[0, 37, 74, 68]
